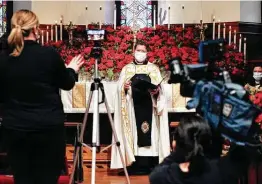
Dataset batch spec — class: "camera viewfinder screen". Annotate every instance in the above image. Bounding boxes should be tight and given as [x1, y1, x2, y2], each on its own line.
[87, 30, 105, 41]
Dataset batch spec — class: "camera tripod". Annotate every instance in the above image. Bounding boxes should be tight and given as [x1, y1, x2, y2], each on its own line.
[69, 58, 131, 184]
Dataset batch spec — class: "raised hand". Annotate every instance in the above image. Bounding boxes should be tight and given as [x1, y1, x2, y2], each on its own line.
[67, 55, 85, 73]
[149, 85, 160, 96]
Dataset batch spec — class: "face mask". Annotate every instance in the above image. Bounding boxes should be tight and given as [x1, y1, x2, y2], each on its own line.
[134, 51, 147, 63]
[253, 72, 262, 81]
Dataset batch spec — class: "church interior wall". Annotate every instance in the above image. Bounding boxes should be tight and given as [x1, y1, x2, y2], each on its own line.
[166, 1, 240, 24]
[12, 1, 247, 25]
[240, 1, 261, 23]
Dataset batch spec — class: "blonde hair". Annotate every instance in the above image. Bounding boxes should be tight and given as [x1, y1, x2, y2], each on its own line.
[8, 9, 39, 57]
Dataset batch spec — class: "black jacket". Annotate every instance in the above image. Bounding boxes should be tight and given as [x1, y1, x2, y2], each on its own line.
[0, 40, 76, 131]
[149, 146, 251, 184]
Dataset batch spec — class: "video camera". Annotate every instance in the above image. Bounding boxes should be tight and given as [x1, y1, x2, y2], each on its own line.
[168, 40, 262, 150]
[86, 29, 105, 58]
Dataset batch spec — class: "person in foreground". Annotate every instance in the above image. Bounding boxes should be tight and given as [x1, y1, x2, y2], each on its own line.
[0, 10, 84, 184]
[110, 41, 170, 175]
[149, 115, 252, 184]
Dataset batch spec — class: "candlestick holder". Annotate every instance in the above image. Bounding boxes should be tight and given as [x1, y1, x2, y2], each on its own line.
[64, 21, 77, 45]
[195, 20, 208, 41]
[182, 27, 185, 37]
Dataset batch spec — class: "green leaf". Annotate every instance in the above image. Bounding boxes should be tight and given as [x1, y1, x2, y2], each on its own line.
[99, 71, 104, 77]
[107, 68, 114, 79]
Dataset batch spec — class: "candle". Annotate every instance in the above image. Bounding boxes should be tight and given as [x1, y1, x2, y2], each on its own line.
[233, 29, 236, 45]
[244, 38, 247, 63]
[200, 1, 203, 21]
[182, 5, 185, 29]
[99, 6, 102, 29]
[60, 17, 63, 41]
[51, 25, 53, 41]
[168, 6, 170, 30]
[114, 4, 117, 29]
[41, 30, 44, 45]
[46, 26, 49, 43]
[153, 5, 156, 29]
[212, 16, 215, 40]
[218, 20, 221, 39]
[223, 23, 226, 39]
[55, 21, 58, 42]
[239, 34, 242, 52]
[229, 26, 231, 45]
[85, 6, 88, 30]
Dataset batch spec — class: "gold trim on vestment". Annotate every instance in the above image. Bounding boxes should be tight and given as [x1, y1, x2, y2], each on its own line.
[120, 63, 162, 153]
[72, 83, 86, 108]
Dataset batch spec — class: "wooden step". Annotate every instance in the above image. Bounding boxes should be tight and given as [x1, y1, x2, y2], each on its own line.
[66, 145, 111, 162]
[66, 145, 122, 173]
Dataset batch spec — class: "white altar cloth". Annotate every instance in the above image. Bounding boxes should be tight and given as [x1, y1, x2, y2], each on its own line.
[61, 82, 195, 113]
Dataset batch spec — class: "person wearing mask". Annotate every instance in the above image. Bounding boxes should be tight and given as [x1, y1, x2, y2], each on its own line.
[244, 64, 262, 184]
[149, 115, 252, 184]
[0, 9, 84, 184]
[110, 40, 170, 175]
[245, 65, 262, 95]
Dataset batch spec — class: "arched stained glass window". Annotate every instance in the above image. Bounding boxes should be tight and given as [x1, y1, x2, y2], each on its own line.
[119, 0, 157, 29]
[0, 0, 7, 36]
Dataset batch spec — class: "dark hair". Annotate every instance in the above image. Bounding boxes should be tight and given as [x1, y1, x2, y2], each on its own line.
[174, 115, 212, 172]
[133, 40, 150, 51]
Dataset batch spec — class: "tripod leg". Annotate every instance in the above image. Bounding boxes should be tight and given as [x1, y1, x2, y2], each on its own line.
[91, 83, 100, 184]
[103, 91, 131, 184]
[76, 124, 84, 182]
[69, 90, 93, 184]
[96, 89, 100, 152]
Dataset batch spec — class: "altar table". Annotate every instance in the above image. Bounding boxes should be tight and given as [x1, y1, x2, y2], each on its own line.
[61, 82, 195, 113]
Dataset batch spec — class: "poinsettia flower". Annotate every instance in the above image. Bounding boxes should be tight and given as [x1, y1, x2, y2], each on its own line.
[174, 26, 183, 33]
[124, 34, 133, 42]
[105, 60, 114, 68]
[45, 23, 244, 82]
[119, 42, 129, 50]
[117, 30, 126, 38]
[105, 26, 114, 33]
[136, 32, 145, 40]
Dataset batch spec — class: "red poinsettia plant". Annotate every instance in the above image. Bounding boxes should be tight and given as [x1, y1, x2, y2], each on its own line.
[45, 24, 246, 81]
[249, 92, 262, 128]
[214, 44, 246, 79]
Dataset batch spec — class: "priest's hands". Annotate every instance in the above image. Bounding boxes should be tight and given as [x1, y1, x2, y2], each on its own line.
[124, 80, 131, 90]
[66, 55, 85, 73]
[149, 86, 160, 96]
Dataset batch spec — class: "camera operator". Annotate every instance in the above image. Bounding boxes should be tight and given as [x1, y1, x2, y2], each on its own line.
[0, 10, 84, 184]
[149, 115, 252, 184]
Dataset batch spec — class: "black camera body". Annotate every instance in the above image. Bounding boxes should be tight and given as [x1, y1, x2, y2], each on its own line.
[168, 42, 262, 150]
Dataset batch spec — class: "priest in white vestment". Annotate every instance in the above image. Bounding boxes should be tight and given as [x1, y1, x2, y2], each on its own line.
[111, 41, 170, 174]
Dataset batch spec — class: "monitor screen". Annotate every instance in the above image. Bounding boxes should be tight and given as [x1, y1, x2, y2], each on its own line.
[86, 30, 105, 41]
